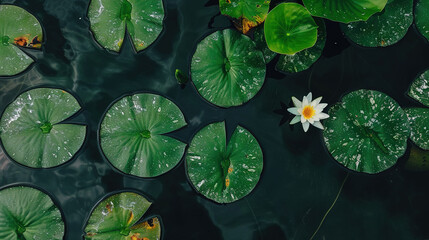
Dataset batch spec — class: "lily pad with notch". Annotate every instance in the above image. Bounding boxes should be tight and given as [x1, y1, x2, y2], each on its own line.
[84, 191, 161, 240]
[0, 88, 87, 168]
[415, 0, 429, 42]
[408, 70, 429, 107]
[219, 0, 271, 34]
[405, 108, 429, 150]
[186, 122, 263, 203]
[88, 0, 164, 52]
[323, 89, 410, 174]
[191, 29, 266, 108]
[0, 185, 64, 240]
[264, 2, 318, 55]
[341, 0, 413, 47]
[0, 5, 43, 76]
[302, 0, 388, 23]
[99, 93, 187, 178]
[275, 18, 326, 73]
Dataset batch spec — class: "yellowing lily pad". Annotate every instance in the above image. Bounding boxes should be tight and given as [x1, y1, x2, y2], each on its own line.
[99, 93, 187, 178]
[88, 0, 164, 52]
[323, 90, 410, 174]
[408, 70, 429, 107]
[191, 29, 266, 108]
[84, 191, 161, 240]
[405, 108, 429, 150]
[219, 0, 271, 34]
[0, 5, 43, 76]
[0, 186, 64, 240]
[0, 88, 87, 168]
[186, 122, 263, 203]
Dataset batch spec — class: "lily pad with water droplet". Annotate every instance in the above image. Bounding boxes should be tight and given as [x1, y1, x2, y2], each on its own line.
[264, 3, 318, 55]
[88, 0, 164, 52]
[408, 70, 429, 107]
[253, 24, 277, 63]
[219, 0, 271, 34]
[84, 191, 161, 240]
[99, 93, 187, 178]
[415, 0, 429, 42]
[0, 88, 87, 168]
[341, 0, 413, 47]
[0, 185, 64, 240]
[191, 29, 266, 108]
[0, 5, 43, 76]
[405, 108, 429, 150]
[186, 122, 263, 203]
[302, 0, 388, 23]
[275, 18, 326, 73]
[323, 90, 410, 174]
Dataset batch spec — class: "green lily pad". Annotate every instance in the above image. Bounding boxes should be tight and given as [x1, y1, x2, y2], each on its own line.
[341, 0, 413, 47]
[408, 70, 429, 107]
[0, 5, 43, 76]
[405, 108, 429, 150]
[100, 93, 187, 178]
[415, 0, 429, 41]
[84, 191, 161, 240]
[264, 3, 318, 55]
[0, 88, 86, 168]
[186, 122, 263, 203]
[219, 0, 271, 34]
[191, 29, 266, 108]
[0, 186, 64, 240]
[302, 0, 388, 23]
[88, 0, 164, 52]
[253, 24, 277, 64]
[323, 90, 410, 174]
[404, 144, 429, 171]
[275, 18, 326, 73]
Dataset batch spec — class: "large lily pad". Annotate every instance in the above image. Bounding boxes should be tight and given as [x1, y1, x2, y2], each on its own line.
[264, 3, 318, 55]
[0, 88, 87, 168]
[302, 0, 388, 23]
[0, 186, 64, 240]
[253, 24, 277, 64]
[191, 29, 266, 108]
[85, 191, 161, 240]
[275, 18, 326, 73]
[100, 93, 187, 178]
[341, 0, 413, 47]
[88, 0, 164, 52]
[415, 0, 429, 41]
[186, 122, 263, 203]
[0, 5, 43, 76]
[323, 90, 410, 174]
[408, 70, 429, 107]
[219, 0, 271, 34]
[405, 108, 429, 150]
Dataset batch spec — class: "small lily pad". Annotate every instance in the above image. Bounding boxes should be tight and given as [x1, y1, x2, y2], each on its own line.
[302, 0, 388, 23]
[415, 0, 429, 41]
[405, 108, 429, 150]
[186, 122, 263, 203]
[88, 0, 164, 52]
[264, 3, 318, 55]
[275, 18, 326, 73]
[408, 70, 429, 107]
[84, 191, 161, 239]
[219, 0, 271, 34]
[0, 88, 86, 168]
[191, 29, 266, 108]
[0, 186, 64, 240]
[100, 93, 187, 178]
[404, 144, 429, 171]
[253, 24, 277, 64]
[323, 90, 410, 174]
[0, 5, 43, 76]
[341, 0, 413, 47]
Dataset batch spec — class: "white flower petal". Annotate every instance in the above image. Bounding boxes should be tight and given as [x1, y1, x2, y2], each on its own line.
[318, 113, 330, 120]
[308, 117, 315, 124]
[307, 92, 312, 102]
[301, 115, 306, 123]
[311, 97, 322, 107]
[302, 121, 310, 132]
[290, 116, 300, 125]
[287, 107, 299, 115]
[315, 103, 328, 111]
[312, 121, 324, 130]
[291, 97, 302, 108]
[302, 96, 309, 106]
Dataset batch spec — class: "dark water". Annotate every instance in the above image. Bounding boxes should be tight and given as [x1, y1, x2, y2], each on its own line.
[1, 0, 429, 239]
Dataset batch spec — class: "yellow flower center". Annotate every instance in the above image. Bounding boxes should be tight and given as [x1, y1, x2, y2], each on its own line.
[302, 105, 315, 119]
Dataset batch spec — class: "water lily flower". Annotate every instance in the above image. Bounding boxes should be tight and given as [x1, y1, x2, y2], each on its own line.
[287, 92, 329, 132]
